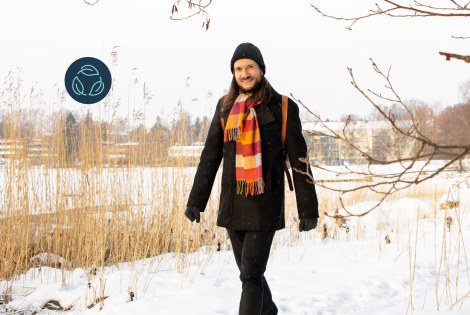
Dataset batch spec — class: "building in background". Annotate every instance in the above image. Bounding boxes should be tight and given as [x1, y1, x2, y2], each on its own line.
[167, 142, 204, 166]
[303, 121, 418, 165]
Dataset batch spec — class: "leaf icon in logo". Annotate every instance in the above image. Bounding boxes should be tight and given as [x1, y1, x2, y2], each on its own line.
[78, 64, 99, 77]
[89, 77, 104, 96]
[72, 76, 86, 96]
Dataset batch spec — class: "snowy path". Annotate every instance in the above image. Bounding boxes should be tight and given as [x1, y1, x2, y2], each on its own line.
[2, 211, 469, 315]
[2, 171, 470, 314]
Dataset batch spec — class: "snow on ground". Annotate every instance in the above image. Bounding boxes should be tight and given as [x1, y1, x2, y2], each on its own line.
[1, 169, 470, 314]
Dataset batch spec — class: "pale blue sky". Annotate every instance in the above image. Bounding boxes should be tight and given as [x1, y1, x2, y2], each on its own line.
[1, 0, 469, 127]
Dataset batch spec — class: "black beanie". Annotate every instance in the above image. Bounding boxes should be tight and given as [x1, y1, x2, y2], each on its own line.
[230, 42, 266, 74]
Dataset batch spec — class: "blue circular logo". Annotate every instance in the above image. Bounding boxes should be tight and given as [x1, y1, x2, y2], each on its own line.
[64, 57, 112, 104]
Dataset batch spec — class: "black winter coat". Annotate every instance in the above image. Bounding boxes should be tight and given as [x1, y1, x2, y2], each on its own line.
[187, 87, 319, 231]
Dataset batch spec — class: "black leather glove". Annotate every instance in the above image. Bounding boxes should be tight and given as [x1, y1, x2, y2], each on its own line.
[185, 206, 201, 223]
[299, 218, 318, 232]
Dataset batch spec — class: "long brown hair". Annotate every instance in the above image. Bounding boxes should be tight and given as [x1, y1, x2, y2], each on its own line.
[221, 76, 271, 112]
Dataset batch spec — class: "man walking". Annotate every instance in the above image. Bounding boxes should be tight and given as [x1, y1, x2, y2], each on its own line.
[185, 42, 319, 315]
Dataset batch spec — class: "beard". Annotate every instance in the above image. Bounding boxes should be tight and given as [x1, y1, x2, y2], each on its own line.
[238, 77, 262, 94]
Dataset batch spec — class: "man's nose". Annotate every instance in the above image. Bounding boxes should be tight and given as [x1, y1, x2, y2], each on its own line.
[241, 69, 250, 78]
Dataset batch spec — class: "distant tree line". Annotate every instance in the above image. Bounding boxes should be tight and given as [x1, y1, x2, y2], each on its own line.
[2, 97, 469, 166]
[364, 99, 470, 148]
[0, 108, 210, 166]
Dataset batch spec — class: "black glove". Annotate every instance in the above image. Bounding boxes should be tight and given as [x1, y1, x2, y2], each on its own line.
[299, 218, 318, 232]
[185, 206, 201, 223]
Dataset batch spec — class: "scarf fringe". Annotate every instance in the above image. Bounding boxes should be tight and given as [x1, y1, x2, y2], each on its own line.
[236, 179, 265, 196]
[224, 127, 240, 142]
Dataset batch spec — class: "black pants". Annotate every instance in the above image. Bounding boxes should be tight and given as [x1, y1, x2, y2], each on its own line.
[227, 229, 278, 315]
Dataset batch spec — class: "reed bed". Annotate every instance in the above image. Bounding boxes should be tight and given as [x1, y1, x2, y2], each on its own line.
[0, 109, 461, 281]
[0, 102, 209, 280]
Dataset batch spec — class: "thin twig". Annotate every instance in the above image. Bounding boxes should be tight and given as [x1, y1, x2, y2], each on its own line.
[311, 0, 470, 30]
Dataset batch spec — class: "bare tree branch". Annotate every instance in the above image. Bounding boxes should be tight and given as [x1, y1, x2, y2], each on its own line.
[310, 3, 400, 30]
[382, 0, 469, 16]
[170, 0, 212, 30]
[83, 0, 100, 5]
[415, 0, 470, 10]
[439, 51, 470, 63]
[291, 58, 470, 218]
[311, 0, 470, 30]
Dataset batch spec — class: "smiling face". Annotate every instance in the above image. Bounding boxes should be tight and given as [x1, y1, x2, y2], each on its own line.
[233, 58, 264, 94]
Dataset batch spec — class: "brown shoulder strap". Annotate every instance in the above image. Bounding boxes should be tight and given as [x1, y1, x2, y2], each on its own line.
[220, 117, 225, 130]
[281, 95, 294, 191]
[281, 95, 288, 150]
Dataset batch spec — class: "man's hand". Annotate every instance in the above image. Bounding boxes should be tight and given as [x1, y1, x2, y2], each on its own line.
[299, 218, 318, 232]
[185, 206, 201, 223]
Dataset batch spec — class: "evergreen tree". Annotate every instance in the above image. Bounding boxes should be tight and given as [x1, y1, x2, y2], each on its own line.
[65, 112, 79, 165]
[193, 116, 201, 142]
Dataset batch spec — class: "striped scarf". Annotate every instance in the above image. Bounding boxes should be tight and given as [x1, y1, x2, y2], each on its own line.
[224, 94, 264, 196]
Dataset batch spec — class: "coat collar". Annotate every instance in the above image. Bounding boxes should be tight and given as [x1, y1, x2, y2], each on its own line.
[265, 84, 281, 108]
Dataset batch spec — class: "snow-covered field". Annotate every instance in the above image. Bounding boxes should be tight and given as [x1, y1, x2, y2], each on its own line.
[1, 165, 469, 314]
